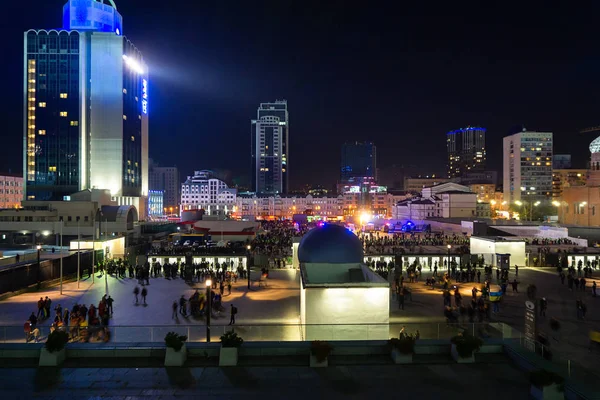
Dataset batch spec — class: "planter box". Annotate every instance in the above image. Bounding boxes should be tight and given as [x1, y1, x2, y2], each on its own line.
[391, 349, 413, 364]
[451, 344, 474, 363]
[530, 384, 563, 400]
[219, 347, 238, 366]
[165, 344, 187, 367]
[310, 354, 328, 368]
[39, 348, 66, 366]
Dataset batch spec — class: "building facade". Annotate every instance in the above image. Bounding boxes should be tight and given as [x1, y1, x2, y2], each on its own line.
[340, 142, 377, 183]
[552, 169, 587, 198]
[404, 176, 450, 193]
[503, 130, 553, 203]
[393, 182, 478, 221]
[0, 175, 24, 209]
[251, 100, 289, 194]
[149, 162, 179, 210]
[24, 0, 148, 216]
[181, 170, 237, 215]
[447, 127, 486, 178]
[147, 190, 163, 217]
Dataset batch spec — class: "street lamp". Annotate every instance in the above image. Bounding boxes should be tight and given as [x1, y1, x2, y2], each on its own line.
[77, 216, 81, 288]
[36, 244, 42, 285]
[446, 244, 451, 270]
[205, 279, 212, 342]
[246, 245, 251, 289]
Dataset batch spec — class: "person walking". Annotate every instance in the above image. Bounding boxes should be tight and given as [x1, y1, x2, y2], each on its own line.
[511, 279, 519, 293]
[133, 286, 140, 304]
[172, 301, 178, 319]
[398, 287, 405, 310]
[220, 281, 225, 295]
[141, 287, 148, 305]
[106, 296, 114, 316]
[229, 304, 237, 325]
[228, 281, 232, 295]
[36, 297, 44, 319]
[179, 295, 187, 316]
[515, 265, 519, 277]
[593, 281, 597, 297]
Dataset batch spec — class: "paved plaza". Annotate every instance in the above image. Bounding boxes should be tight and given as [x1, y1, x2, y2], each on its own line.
[1, 264, 598, 373]
[0, 361, 531, 400]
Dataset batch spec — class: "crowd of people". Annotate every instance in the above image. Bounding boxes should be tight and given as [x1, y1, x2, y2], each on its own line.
[361, 232, 470, 255]
[25, 294, 114, 343]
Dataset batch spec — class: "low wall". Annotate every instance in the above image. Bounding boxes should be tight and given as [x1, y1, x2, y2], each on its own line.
[0, 252, 93, 296]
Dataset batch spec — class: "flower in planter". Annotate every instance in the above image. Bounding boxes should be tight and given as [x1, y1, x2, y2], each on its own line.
[220, 330, 243, 348]
[45, 330, 69, 353]
[310, 340, 333, 363]
[450, 332, 483, 358]
[165, 332, 188, 352]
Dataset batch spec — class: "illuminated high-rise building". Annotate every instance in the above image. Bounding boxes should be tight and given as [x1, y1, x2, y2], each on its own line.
[24, 0, 149, 215]
[503, 129, 553, 202]
[340, 142, 377, 183]
[447, 127, 486, 178]
[251, 100, 289, 194]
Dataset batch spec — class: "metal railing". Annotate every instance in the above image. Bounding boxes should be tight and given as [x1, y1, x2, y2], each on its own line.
[6, 322, 517, 344]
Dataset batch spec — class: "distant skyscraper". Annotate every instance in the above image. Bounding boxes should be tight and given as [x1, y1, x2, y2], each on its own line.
[503, 129, 553, 202]
[251, 100, 289, 194]
[552, 154, 572, 169]
[24, 0, 148, 215]
[148, 160, 180, 210]
[447, 127, 486, 178]
[340, 142, 377, 183]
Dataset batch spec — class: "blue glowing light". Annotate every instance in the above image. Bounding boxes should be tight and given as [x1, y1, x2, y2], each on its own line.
[63, 0, 123, 35]
[447, 126, 487, 135]
[142, 79, 148, 115]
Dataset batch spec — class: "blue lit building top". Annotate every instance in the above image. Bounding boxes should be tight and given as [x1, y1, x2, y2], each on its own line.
[447, 126, 487, 135]
[63, 0, 123, 35]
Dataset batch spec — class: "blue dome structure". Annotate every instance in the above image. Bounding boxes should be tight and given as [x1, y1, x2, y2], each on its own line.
[298, 224, 364, 264]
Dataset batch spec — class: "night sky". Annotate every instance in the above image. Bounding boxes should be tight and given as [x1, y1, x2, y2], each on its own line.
[2, 1, 600, 189]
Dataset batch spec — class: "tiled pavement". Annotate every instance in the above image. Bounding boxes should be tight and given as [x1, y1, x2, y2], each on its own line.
[0, 362, 532, 400]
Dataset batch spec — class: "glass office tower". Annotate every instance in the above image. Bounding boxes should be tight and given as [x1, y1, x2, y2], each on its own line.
[340, 142, 377, 183]
[251, 100, 289, 194]
[447, 126, 486, 179]
[24, 0, 148, 215]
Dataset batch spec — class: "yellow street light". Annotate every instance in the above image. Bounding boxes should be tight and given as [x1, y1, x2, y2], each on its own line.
[206, 279, 212, 287]
[515, 200, 523, 206]
[552, 201, 560, 207]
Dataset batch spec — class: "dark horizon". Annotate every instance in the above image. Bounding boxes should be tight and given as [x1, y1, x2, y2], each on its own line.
[2, 1, 599, 189]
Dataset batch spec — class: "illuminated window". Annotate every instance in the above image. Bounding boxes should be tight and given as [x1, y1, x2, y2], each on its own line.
[38, 102, 46, 107]
[27, 115, 35, 120]
[48, 166, 57, 172]
[28, 107, 35, 111]
[70, 121, 79, 126]
[123, 88, 127, 94]
[59, 93, 68, 99]
[123, 115, 127, 120]
[28, 88, 35, 93]
[38, 130, 46, 135]
[131, 136, 135, 141]
[59, 111, 67, 117]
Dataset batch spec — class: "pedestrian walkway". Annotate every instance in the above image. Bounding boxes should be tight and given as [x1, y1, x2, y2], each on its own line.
[0, 362, 531, 399]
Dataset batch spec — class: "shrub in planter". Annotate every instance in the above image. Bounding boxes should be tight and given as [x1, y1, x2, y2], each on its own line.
[530, 369, 564, 400]
[45, 330, 69, 353]
[165, 332, 188, 351]
[40, 329, 69, 366]
[220, 330, 243, 348]
[164, 332, 188, 366]
[310, 340, 333, 366]
[219, 330, 243, 366]
[388, 333, 417, 355]
[450, 333, 483, 360]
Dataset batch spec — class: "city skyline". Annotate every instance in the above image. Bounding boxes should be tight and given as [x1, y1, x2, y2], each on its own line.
[2, 1, 599, 189]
